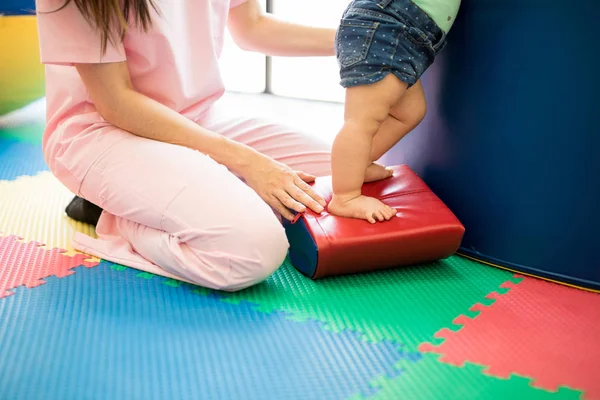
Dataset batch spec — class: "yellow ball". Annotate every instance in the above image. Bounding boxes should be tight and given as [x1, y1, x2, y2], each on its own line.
[0, 15, 46, 116]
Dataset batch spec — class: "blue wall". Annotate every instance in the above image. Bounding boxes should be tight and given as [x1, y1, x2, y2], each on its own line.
[382, 0, 600, 289]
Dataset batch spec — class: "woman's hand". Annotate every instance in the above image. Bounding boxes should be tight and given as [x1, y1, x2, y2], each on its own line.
[243, 153, 327, 221]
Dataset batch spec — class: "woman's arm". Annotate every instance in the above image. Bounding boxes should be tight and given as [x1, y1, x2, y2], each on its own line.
[76, 61, 256, 175]
[76, 61, 326, 219]
[227, 0, 336, 57]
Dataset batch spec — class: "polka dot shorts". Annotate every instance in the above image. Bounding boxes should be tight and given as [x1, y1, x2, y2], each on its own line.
[335, 0, 447, 88]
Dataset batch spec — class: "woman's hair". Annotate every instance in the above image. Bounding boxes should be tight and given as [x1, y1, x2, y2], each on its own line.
[57, 0, 159, 53]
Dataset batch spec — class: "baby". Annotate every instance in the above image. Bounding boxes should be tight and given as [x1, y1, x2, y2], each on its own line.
[328, 0, 461, 223]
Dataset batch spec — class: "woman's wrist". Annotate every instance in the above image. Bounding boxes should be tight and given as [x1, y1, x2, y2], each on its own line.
[196, 134, 260, 178]
[225, 140, 260, 178]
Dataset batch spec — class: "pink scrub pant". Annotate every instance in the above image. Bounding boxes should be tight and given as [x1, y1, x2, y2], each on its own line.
[63, 102, 331, 291]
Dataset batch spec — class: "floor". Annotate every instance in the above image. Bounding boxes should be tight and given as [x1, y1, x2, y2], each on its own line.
[1, 94, 599, 400]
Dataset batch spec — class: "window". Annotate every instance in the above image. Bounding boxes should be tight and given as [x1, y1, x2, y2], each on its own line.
[219, 1, 268, 94]
[220, 0, 349, 103]
[270, 0, 348, 103]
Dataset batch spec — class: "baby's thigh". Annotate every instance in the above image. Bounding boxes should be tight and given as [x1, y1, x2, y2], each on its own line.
[345, 74, 408, 124]
[389, 79, 427, 123]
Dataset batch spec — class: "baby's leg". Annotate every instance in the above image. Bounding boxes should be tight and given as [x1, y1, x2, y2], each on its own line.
[329, 74, 407, 223]
[371, 79, 427, 161]
[363, 80, 426, 183]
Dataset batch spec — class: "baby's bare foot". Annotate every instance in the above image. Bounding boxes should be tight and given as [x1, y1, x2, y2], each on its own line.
[364, 163, 393, 183]
[328, 194, 397, 224]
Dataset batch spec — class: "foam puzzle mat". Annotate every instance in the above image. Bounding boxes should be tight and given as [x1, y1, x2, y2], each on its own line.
[1, 118, 599, 399]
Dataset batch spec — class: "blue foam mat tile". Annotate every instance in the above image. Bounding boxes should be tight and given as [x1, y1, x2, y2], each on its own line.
[0, 262, 418, 400]
[0, 139, 48, 180]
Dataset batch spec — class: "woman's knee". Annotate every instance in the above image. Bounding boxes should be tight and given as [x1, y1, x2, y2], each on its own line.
[178, 206, 289, 292]
[219, 212, 289, 291]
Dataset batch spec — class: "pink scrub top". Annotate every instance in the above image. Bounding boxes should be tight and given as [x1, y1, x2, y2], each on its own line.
[35, 0, 248, 192]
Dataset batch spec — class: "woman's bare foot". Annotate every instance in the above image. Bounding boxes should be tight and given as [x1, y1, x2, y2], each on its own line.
[364, 163, 393, 183]
[328, 193, 397, 224]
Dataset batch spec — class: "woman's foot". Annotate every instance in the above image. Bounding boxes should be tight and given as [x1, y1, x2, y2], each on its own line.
[364, 162, 393, 183]
[65, 196, 103, 226]
[328, 193, 396, 224]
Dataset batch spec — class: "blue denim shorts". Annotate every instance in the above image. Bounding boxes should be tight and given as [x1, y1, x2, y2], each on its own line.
[335, 0, 447, 88]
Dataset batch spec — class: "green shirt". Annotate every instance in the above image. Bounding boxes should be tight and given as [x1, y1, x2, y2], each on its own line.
[412, 0, 461, 33]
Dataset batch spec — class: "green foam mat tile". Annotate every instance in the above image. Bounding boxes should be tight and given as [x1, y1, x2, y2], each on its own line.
[349, 353, 583, 400]
[212, 255, 513, 351]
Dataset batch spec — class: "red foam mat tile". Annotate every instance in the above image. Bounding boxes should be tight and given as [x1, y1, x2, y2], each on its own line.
[0, 234, 99, 298]
[420, 276, 600, 399]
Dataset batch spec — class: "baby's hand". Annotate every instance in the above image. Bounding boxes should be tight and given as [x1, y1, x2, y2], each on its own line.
[328, 194, 396, 224]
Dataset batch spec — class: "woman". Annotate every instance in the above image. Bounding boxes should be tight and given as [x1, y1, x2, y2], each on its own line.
[36, 0, 336, 291]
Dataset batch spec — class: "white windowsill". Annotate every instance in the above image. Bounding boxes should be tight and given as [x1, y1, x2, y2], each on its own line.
[0, 92, 344, 144]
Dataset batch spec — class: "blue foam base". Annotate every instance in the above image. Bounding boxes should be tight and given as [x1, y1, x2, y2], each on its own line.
[0, 262, 418, 399]
[283, 218, 319, 278]
[0, 140, 48, 180]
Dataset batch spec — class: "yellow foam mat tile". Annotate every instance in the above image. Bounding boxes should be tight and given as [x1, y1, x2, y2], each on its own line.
[0, 172, 99, 260]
